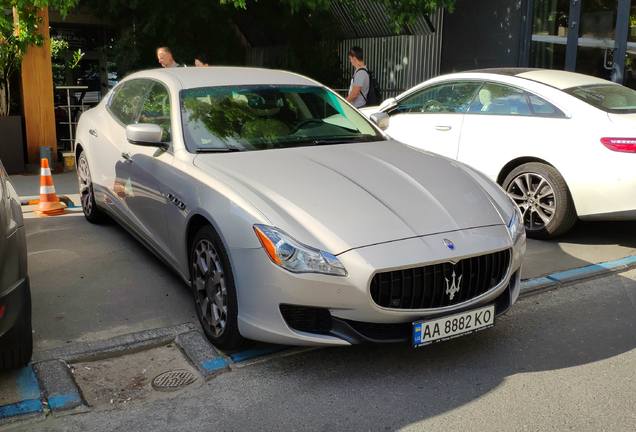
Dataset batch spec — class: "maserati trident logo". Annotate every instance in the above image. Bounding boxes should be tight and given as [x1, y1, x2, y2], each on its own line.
[445, 269, 462, 300]
[443, 239, 455, 250]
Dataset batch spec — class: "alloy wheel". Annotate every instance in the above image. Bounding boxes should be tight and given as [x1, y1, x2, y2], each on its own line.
[506, 172, 556, 231]
[192, 239, 228, 337]
[77, 155, 94, 216]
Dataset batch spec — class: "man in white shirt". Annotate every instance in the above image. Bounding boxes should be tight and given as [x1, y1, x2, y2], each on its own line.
[345, 46, 370, 108]
[157, 47, 180, 68]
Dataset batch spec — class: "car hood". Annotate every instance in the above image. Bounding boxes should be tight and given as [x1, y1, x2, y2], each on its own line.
[193, 141, 506, 254]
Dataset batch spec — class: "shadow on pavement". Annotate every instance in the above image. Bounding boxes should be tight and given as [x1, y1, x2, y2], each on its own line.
[25, 214, 198, 353]
[523, 220, 636, 280]
[224, 271, 636, 430]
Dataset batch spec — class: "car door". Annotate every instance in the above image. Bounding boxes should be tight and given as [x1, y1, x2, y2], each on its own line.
[118, 80, 176, 262]
[88, 79, 153, 221]
[458, 82, 568, 179]
[383, 81, 482, 159]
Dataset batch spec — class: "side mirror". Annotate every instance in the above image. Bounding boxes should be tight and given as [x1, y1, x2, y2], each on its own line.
[126, 124, 169, 150]
[370, 112, 390, 130]
[379, 97, 397, 112]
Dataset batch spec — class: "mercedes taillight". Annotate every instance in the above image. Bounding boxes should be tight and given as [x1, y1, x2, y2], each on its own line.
[601, 138, 636, 153]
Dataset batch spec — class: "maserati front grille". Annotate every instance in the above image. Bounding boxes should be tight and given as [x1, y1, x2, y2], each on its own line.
[370, 249, 511, 310]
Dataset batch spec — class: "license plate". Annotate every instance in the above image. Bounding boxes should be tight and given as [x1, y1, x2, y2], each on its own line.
[413, 304, 495, 348]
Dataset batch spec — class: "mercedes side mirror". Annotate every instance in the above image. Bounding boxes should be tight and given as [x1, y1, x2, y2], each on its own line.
[126, 124, 169, 150]
[370, 112, 390, 130]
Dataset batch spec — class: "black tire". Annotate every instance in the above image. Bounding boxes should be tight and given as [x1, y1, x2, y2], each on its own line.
[0, 288, 33, 371]
[77, 150, 106, 224]
[503, 162, 577, 239]
[190, 225, 245, 350]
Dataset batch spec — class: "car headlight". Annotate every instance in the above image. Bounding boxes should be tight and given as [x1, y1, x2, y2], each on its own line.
[508, 197, 525, 243]
[253, 224, 348, 276]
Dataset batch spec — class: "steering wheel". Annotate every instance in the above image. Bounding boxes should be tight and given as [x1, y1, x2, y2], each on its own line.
[421, 100, 445, 113]
[290, 118, 325, 134]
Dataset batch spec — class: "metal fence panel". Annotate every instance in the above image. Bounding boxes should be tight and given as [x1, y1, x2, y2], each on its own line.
[247, 9, 443, 100]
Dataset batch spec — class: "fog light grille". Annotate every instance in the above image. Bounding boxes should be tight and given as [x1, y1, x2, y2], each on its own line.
[280, 305, 333, 334]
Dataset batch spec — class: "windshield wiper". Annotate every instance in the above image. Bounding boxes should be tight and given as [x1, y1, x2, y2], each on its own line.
[196, 147, 244, 153]
[311, 138, 365, 146]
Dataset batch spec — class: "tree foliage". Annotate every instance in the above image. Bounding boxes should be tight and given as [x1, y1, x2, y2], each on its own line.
[225, 0, 455, 29]
[82, 0, 246, 75]
[81, 0, 454, 82]
[0, 0, 79, 115]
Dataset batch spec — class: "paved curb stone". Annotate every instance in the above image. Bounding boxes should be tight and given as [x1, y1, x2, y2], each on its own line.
[32, 323, 196, 363]
[33, 360, 89, 416]
[175, 331, 229, 380]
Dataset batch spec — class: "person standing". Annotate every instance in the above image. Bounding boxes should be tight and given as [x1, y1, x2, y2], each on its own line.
[194, 53, 211, 67]
[157, 47, 180, 68]
[345, 46, 370, 108]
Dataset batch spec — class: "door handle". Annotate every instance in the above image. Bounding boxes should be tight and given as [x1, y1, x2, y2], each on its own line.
[89, 129, 98, 137]
[121, 152, 133, 163]
[435, 126, 452, 131]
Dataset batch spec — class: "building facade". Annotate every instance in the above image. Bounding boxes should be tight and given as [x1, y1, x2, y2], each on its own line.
[442, 0, 636, 88]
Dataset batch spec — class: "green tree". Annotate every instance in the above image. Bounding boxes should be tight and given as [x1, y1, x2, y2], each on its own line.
[0, 0, 79, 115]
[228, 0, 455, 29]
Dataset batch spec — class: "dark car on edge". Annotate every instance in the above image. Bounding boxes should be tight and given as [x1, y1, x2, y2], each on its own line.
[0, 158, 33, 370]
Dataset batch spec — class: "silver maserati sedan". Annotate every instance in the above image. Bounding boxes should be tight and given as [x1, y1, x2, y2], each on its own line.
[75, 67, 525, 350]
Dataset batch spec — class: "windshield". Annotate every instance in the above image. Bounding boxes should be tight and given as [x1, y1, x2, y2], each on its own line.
[564, 84, 636, 114]
[180, 85, 384, 152]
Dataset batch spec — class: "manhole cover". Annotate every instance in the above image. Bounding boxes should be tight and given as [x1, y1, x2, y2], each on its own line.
[151, 370, 197, 391]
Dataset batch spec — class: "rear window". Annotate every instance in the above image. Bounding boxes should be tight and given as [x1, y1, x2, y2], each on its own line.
[564, 84, 636, 114]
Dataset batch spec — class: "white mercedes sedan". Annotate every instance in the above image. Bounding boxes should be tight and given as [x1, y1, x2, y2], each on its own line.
[362, 68, 636, 239]
[75, 67, 525, 350]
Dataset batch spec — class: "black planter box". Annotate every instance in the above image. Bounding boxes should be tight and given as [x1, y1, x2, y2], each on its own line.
[0, 116, 26, 174]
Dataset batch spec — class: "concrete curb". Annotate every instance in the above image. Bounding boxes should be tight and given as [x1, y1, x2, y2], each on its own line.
[32, 323, 196, 364]
[33, 360, 89, 416]
[175, 331, 230, 380]
[519, 255, 636, 297]
[0, 409, 44, 430]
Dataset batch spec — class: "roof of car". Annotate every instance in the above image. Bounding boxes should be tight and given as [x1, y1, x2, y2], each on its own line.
[466, 67, 613, 90]
[129, 67, 321, 89]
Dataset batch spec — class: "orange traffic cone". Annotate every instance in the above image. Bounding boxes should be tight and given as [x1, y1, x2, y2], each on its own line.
[33, 158, 66, 217]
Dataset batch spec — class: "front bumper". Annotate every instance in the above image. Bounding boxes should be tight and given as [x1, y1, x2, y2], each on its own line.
[231, 225, 524, 346]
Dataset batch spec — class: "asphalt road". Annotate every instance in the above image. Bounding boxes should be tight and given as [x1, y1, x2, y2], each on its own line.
[9, 170, 636, 353]
[8, 267, 636, 431]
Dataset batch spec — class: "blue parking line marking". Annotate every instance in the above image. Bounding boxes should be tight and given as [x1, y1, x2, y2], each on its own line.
[48, 392, 80, 409]
[201, 357, 228, 371]
[15, 366, 41, 401]
[547, 265, 605, 281]
[521, 277, 552, 286]
[546, 255, 636, 282]
[227, 345, 291, 363]
[0, 399, 43, 418]
[599, 255, 636, 267]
